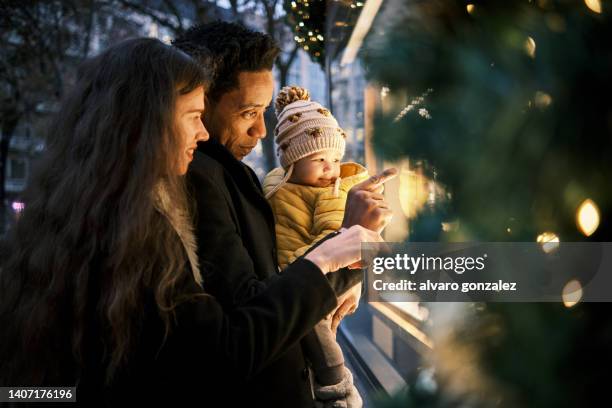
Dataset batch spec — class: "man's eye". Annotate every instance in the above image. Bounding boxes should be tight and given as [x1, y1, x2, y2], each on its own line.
[242, 111, 257, 119]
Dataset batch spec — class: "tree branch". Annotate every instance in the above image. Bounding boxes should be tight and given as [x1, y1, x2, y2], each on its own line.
[161, 0, 185, 33]
[117, 0, 181, 33]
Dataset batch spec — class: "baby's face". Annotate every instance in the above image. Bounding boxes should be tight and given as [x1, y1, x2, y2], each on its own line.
[289, 150, 342, 187]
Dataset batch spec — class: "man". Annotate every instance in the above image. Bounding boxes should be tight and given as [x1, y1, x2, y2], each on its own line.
[173, 22, 394, 406]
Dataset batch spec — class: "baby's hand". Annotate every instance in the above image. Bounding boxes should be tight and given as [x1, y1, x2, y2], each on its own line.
[331, 282, 361, 333]
[341, 168, 397, 233]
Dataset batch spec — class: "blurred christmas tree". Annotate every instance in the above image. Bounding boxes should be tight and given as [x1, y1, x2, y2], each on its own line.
[364, 0, 611, 242]
[359, 1, 612, 406]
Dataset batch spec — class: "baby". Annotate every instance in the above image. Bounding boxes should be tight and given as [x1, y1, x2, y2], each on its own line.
[263, 86, 368, 407]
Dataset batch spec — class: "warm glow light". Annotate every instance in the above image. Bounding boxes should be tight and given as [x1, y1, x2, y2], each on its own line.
[537, 231, 560, 254]
[584, 0, 602, 14]
[535, 91, 552, 108]
[380, 86, 390, 98]
[576, 199, 600, 236]
[525, 36, 536, 58]
[562, 279, 583, 308]
[466, 4, 475, 14]
[398, 165, 429, 219]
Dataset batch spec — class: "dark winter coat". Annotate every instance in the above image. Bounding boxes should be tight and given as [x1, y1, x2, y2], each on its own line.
[186, 140, 361, 407]
[73, 257, 337, 407]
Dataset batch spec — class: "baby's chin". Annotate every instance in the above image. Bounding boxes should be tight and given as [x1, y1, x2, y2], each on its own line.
[315, 178, 336, 187]
[290, 176, 337, 187]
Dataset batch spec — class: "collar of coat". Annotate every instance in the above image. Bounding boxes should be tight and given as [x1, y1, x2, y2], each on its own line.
[197, 139, 275, 212]
[153, 181, 202, 287]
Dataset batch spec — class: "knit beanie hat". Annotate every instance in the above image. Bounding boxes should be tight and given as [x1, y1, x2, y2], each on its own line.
[274, 86, 346, 169]
[265, 86, 347, 199]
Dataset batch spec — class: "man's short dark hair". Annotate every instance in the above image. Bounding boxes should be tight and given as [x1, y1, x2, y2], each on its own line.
[172, 21, 280, 101]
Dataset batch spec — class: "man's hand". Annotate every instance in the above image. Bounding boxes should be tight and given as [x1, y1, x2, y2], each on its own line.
[341, 168, 397, 233]
[330, 282, 362, 334]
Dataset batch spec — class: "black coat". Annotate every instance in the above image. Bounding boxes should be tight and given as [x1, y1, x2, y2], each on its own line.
[186, 140, 361, 407]
[72, 258, 337, 407]
[3, 206, 340, 406]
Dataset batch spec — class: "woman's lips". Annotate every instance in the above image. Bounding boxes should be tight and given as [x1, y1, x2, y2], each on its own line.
[186, 146, 196, 161]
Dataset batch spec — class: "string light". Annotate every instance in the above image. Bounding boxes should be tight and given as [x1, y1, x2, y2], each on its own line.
[537, 232, 560, 254]
[394, 88, 434, 123]
[287, 0, 325, 63]
[562, 279, 583, 308]
[525, 36, 536, 58]
[576, 199, 600, 237]
[534, 91, 552, 108]
[584, 0, 602, 14]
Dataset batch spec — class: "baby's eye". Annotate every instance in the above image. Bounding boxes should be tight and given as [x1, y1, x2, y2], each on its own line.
[334, 159, 340, 163]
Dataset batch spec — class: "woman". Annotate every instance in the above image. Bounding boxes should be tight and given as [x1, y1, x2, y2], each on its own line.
[0, 38, 378, 405]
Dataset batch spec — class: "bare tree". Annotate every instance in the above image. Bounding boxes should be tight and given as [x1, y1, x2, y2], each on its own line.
[0, 1, 100, 224]
[252, 0, 300, 170]
[0, 0, 303, 219]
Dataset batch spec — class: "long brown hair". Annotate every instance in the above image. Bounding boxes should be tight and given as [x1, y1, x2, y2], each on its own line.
[0, 38, 209, 385]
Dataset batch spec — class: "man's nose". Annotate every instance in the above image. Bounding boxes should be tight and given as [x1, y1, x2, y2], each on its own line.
[249, 114, 266, 139]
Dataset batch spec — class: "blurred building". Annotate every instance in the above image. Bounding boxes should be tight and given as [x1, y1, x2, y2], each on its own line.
[323, 1, 431, 404]
[2, 1, 325, 232]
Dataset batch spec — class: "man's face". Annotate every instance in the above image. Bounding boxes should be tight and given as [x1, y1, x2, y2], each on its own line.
[204, 70, 274, 160]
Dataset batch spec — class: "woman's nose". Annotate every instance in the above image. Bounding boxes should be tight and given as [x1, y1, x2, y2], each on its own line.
[197, 121, 209, 142]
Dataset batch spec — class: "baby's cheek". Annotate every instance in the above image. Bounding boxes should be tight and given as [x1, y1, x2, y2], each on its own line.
[332, 164, 341, 178]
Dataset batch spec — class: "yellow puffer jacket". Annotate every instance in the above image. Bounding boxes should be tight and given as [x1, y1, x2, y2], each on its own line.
[263, 162, 369, 270]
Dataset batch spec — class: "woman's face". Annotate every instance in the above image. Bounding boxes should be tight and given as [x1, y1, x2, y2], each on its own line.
[175, 86, 209, 175]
